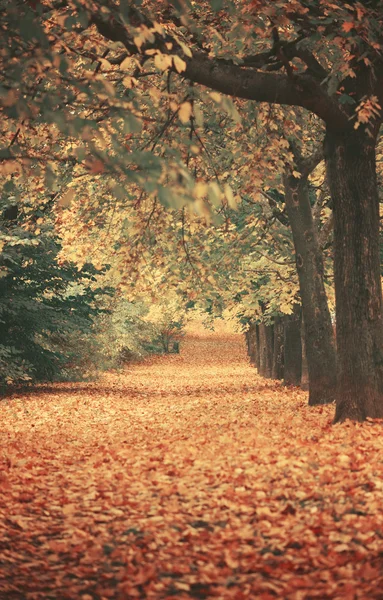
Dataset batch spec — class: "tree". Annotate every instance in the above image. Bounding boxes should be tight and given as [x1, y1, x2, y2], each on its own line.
[2, 0, 383, 420]
[0, 204, 107, 384]
[283, 148, 336, 405]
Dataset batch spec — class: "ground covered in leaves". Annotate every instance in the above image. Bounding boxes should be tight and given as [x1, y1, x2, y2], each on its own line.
[1, 328, 383, 599]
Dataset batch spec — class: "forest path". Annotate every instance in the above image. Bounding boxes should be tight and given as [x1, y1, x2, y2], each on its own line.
[1, 330, 383, 599]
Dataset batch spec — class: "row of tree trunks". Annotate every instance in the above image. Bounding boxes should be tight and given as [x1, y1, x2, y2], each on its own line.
[245, 152, 337, 406]
[283, 162, 337, 405]
[245, 308, 304, 388]
[272, 317, 284, 380]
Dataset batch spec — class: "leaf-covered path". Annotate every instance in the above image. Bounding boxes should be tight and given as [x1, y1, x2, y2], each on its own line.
[1, 329, 383, 599]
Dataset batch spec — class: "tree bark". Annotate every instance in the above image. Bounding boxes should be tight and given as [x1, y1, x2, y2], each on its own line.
[258, 323, 274, 378]
[246, 321, 259, 367]
[272, 316, 284, 380]
[283, 307, 302, 386]
[301, 317, 309, 391]
[284, 170, 337, 404]
[325, 127, 383, 422]
[254, 324, 260, 372]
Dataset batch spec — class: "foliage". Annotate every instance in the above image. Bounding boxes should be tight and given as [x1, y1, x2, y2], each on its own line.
[92, 295, 187, 370]
[0, 207, 107, 384]
[1, 330, 383, 598]
[0, 0, 342, 325]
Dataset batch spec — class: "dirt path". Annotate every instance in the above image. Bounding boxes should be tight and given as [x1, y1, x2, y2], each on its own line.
[1, 331, 383, 599]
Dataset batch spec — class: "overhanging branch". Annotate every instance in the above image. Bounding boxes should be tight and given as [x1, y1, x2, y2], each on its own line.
[84, 1, 347, 129]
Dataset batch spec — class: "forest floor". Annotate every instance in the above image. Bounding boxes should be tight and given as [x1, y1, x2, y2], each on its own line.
[1, 328, 383, 600]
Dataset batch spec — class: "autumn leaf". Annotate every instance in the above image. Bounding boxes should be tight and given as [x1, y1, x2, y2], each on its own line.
[173, 55, 187, 73]
[178, 101, 192, 124]
[84, 158, 105, 174]
[57, 188, 75, 208]
[342, 21, 355, 33]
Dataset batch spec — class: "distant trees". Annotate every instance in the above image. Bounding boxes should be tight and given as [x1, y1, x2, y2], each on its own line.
[245, 309, 303, 389]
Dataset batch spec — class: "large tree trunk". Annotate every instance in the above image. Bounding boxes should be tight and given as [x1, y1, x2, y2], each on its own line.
[325, 127, 383, 422]
[283, 307, 302, 386]
[284, 171, 336, 405]
[272, 316, 284, 380]
[258, 323, 274, 378]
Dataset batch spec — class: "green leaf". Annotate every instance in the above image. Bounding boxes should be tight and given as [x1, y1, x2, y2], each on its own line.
[338, 94, 356, 105]
[211, 0, 224, 10]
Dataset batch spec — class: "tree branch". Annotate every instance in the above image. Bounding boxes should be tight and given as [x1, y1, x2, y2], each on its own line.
[183, 53, 345, 129]
[300, 147, 323, 178]
[319, 213, 334, 248]
[86, 2, 347, 130]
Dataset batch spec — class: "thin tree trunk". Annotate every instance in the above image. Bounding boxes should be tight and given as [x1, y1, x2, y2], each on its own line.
[272, 316, 284, 380]
[258, 323, 274, 378]
[283, 307, 302, 386]
[245, 329, 251, 357]
[255, 324, 260, 372]
[246, 321, 258, 367]
[325, 127, 383, 422]
[301, 317, 309, 391]
[284, 170, 336, 404]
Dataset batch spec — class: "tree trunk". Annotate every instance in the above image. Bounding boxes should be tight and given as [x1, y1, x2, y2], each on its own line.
[284, 171, 336, 404]
[301, 317, 309, 391]
[325, 127, 383, 422]
[246, 321, 258, 367]
[245, 329, 251, 356]
[254, 323, 260, 372]
[258, 323, 274, 378]
[272, 316, 284, 380]
[283, 307, 302, 386]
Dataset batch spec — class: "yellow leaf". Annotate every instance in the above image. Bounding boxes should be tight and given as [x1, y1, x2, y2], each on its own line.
[133, 33, 145, 49]
[152, 21, 164, 36]
[178, 102, 192, 124]
[58, 188, 75, 208]
[154, 53, 173, 71]
[173, 55, 187, 73]
[194, 182, 207, 199]
[210, 92, 222, 103]
[120, 56, 132, 70]
[225, 184, 237, 209]
[178, 40, 192, 57]
[123, 76, 136, 88]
